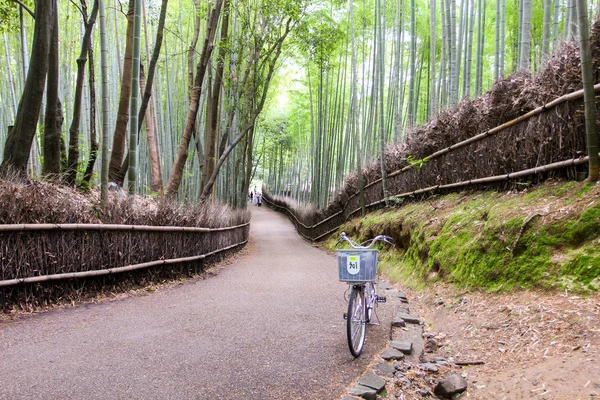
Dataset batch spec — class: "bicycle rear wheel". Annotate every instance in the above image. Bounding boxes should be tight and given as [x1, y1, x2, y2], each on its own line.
[347, 285, 367, 357]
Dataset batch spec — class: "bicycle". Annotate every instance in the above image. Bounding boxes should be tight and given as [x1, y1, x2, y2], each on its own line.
[337, 232, 394, 357]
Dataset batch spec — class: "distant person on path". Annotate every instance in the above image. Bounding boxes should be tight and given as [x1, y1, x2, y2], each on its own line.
[256, 193, 262, 207]
[249, 191, 254, 202]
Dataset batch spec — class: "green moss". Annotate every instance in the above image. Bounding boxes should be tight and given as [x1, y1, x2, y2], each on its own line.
[324, 180, 600, 293]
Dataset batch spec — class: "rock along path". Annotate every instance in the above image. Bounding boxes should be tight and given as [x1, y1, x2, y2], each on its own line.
[0, 205, 391, 399]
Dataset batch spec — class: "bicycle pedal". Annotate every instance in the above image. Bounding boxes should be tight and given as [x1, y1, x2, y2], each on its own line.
[377, 296, 387, 303]
[343, 312, 348, 320]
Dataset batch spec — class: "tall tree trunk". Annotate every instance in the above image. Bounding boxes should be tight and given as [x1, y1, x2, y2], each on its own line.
[450, 0, 458, 106]
[553, 0, 561, 51]
[188, 0, 201, 95]
[377, 0, 389, 205]
[520, 0, 532, 69]
[430, 0, 437, 118]
[478, 0, 486, 91]
[393, 0, 405, 140]
[19, 6, 29, 80]
[518, 0, 523, 66]
[1, 0, 56, 177]
[475, 0, 484, 97]
[456, 0, 466, 94]
[500, 0, 506, 77]
[570, 0, 578, 40]
[66, 0, 99, 184]
[99, 0, 109, 205]
[350, 0, 366, 215]
[201, 0, 230, 197]
[3, 33, 17, 117]
[116, 0, 168, 184]
[439, 0, 448, 107]
[542, 0, 552, 56]
[465, 0, 475, 97]
[166, 0, 224, 199]
[565, 0, 572, 40]
[407, 0, 417, 125]
[42, 0, 62, 177]
[495, 0, 500, 80]
[139, 65, 162, 192]
[82, 46, 99, 185]
[128, 0, 142, 194]
[576, 0, 599, 180]
[108, 0, 134, 183]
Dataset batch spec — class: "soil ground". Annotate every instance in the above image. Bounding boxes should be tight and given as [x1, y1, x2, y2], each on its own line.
[403, 283, 600, 400]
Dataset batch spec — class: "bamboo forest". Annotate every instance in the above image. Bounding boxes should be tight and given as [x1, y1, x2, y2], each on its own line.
[4, 1, 600, 398]
[0, 0, 598, 209]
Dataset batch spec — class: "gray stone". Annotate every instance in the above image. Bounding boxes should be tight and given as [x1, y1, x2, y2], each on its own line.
[416, 388, 431, 397]
[374, 362, 397, 378]
[343, 397, 359, 400]
[394, 360, 413, 372]
[390, 340, 413, 355]
[395, 305, 410, 315]
[349, 384, 377, 400]
[396, 312, 421, 324]
[418, 362, 439, 373]
[424, 338, 440, 353]
[381, 348, 405, 361]
[395, 374, 411, 389]
[392, 317, 406, 327]
[433, 374, 468, 399]
[358, 371, 386, 391]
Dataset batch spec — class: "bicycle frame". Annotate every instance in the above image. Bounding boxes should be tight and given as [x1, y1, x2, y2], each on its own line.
[339, 232, 393, 357]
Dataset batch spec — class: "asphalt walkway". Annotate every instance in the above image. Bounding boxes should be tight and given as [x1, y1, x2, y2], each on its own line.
[0, 205, 391, 399]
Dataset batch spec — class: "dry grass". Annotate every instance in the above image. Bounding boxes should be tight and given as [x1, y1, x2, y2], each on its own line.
[0, 177, 251, 312]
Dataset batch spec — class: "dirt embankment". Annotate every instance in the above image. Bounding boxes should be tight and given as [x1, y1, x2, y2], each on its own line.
[326, 179, 600, 399]
[406, 284, 600, 400]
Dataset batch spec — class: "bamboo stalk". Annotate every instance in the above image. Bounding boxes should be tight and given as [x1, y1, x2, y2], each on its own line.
[0, 222, 249, 233]
[0, 240, 248, 288]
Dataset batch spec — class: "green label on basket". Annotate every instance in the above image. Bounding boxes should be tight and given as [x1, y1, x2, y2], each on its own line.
[347, 255, 360, 275]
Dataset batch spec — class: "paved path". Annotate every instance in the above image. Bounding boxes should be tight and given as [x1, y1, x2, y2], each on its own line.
[0, 205, 391, 399]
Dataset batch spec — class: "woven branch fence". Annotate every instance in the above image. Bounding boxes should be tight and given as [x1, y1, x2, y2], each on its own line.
[264, 82, 598, 241]
[0, 222, 250, 309]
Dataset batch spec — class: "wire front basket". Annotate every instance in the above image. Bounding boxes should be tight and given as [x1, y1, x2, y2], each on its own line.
[337, 249, 378, 282]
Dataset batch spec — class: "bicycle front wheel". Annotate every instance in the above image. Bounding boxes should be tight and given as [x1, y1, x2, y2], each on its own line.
[347, 285, 367, 357]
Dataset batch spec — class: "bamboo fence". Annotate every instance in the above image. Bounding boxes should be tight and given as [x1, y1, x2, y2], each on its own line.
[264, 83, 598, 241]
[0, 221, 250, 306]
[0, 241, 246, 288]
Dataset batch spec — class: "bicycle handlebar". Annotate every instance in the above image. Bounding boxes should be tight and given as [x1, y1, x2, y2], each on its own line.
[338, 232, 394, 249]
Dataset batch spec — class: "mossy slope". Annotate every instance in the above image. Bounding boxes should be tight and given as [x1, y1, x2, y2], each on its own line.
[326, 180, 600, 292]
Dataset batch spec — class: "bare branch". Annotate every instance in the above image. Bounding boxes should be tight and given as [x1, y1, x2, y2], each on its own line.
[11, 0, 35, 19]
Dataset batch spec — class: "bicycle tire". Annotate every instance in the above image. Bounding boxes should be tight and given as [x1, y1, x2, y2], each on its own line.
[347, 285, 367, 357]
